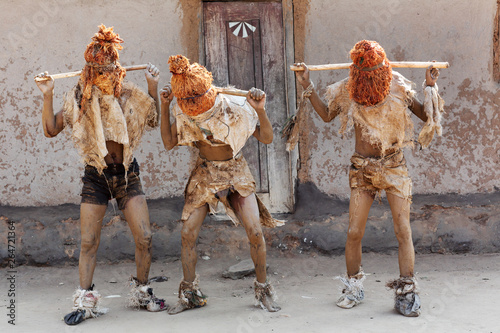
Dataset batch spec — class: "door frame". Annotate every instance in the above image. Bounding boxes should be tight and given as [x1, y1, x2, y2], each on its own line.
[200, 0, 297, 213]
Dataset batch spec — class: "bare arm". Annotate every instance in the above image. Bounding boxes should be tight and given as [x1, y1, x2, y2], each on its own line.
[159, 85, 178, 150]
[408, 65, 440, 122]
[35, 74, 64, 137]
[145, 63, 160, 125]
[408, 99, 427, 122]
[248, 88, 273, 144]
[293, 63, 338, 122]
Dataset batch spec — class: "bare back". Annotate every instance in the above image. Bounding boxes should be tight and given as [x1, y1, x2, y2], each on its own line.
[354, 125, 397, 158]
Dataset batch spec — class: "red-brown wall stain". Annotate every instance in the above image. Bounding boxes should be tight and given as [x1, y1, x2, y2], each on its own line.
[390, 45, 407, 62]
[493, 2, 500, 81]
[292, 0, 313, 183]
[177, 0, 202, 62]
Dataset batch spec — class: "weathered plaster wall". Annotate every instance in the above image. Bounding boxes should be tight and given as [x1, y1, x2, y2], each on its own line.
[0, 0, 202, 206]
[296, 0, 500, 198]
[1, 0, 499, 206]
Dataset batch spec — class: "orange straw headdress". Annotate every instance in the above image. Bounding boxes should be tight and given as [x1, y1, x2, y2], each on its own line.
[168, 55, 217, 117]
[347, 40, 392, 106]
[80, 24, 126, 117]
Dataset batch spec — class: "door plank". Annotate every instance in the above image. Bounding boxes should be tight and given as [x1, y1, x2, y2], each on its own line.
[225, 18, 267, 191]
[204, 1, 291, 211]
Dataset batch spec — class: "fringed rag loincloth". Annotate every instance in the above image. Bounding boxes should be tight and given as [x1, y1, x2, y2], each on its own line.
[182, 155, 283, 228]
[349, 150, 412, 201]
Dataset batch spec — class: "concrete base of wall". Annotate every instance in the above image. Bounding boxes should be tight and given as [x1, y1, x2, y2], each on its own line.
[290, 182, 500, 255]
[1, 183, 499, 267]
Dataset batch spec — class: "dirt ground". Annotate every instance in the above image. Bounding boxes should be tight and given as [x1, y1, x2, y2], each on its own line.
[1, 251, 499, 333]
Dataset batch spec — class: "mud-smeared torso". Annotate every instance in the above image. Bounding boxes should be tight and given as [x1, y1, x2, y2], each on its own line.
[173, 94, 258, 157]
[325, 71, 416, 156]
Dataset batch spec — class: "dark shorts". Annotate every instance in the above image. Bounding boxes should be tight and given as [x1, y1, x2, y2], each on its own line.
[81, 159, 144, 210]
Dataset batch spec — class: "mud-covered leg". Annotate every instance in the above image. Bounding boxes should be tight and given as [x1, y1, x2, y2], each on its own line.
[168, 205, 208, 315]
[230, 192, 280, 312]
[386, 193, 420, 317]
[387, 193, 414, 277]
[66, 203, 107, 325]
[337, 189, 374, 309]
[123, 195, 167, 312]
[79, 203, 107, 289]
[122, 195, 152, 286]
[345, 189, 374, 276]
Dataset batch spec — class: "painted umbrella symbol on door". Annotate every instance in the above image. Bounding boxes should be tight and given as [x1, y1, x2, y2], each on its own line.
[229, 21, 256, 38]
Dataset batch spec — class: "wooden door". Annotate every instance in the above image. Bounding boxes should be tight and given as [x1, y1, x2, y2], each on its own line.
[204, 1, 292, 212]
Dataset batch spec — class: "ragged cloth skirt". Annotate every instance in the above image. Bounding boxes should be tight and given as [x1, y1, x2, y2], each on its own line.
[182, 154, 283, 228]
[349, 150, 412, 201]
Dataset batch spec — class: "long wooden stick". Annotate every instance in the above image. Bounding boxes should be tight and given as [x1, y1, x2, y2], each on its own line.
[34, 64, 149, 82]
[216, 87, 248, 97]
[290, 61, 449, 72]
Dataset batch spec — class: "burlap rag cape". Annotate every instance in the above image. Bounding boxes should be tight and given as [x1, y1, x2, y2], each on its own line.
[62, 80, 157, 174]
[174, 93, 283, 228]
[325, 70, 444, 153]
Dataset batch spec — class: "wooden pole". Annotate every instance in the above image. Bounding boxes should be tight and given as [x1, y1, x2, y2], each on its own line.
[290, 61, 449, 72]
[34, 64, 149, 82]
[216, 87, 248, 97]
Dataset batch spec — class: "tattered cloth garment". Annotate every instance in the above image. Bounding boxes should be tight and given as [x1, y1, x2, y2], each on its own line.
[418, 83, 445, 148]
[173, 93, 258, 157]
[128, 277, 168, 312]
[386, 277, 421, 317]
[63, 80, 157, 174]
[177, 275, 208, 310]
[349, 149, 412, 201]
[64, 286, 108, 325]
[182, 154, 283, 228]
[282, 81, 315, 151]
[325, 70, 445, 154]
[174, 93, 283, 228]
[254, 279, 280, 312]
[336, 269, 366, 309]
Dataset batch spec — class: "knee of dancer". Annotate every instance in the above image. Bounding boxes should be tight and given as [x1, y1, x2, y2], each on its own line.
[135, 230, 152, 251]
[346, 226, 365, 244]
[181, 226, 199, 246]
[80, 235, 100, 254]
[394, 227, 413, 244]
[247, 229, 265, 245]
